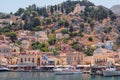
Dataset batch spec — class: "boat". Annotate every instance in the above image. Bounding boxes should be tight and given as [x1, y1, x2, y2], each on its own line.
[103, 66, 120, 76]
[54, 69, 74, 75]
[14, 68, 25, 72]
[0, 66, 10, 72]
[53, 66, 83, 75]
[76, 65, 91, 74]
[73, 69, 83, 74]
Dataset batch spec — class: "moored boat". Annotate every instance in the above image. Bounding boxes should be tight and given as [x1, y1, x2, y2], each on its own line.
[73, 69, 83, 74]
[0, 66, 10, 72]
[53, 66, 83, 75]
[53, 67, 73, 75]
[103, 65, 120, 76]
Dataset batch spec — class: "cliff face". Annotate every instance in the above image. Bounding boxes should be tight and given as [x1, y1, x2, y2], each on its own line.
[111, 5, 120, 16]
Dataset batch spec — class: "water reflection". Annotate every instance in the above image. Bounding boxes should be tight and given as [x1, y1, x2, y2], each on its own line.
[0, 72, 120, 80]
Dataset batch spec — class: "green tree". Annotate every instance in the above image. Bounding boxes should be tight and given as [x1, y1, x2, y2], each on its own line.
[69, 26, 73, 32]
[32, 18, 41, 28]
[45, 18, 52, 25]
[33, 26, 42, 31]
[64, 20, 69, 28]
[117, 36, 120, 45]
[61, 29, 68, 34]
[15, 40, 22, 45]
[51, 28, 55, 33]
[118, 26, 120, 32]
[6, 32, 17, 42]
[55, 46, 60, 51]
[89, 21, 95, 31]
[32, 11, 38, 17]
[103, 27, 112, 34]
[72, 44, 80, 51]
[80, 23, 85, 32]
[58, 20, 65, 27]
[78, 31, 84, 37]
[71, 41, 81, 51]
[31, 42, 49, 52]
[15, 8, 25, 16]
[50, 6, 54, 14]
[20, 47, 24, 52]
[31, 41, 41, 50]
[48, 38, 56, 45]
[54, 51, 60, 56]
[85, 46, 94, 56]
[88, 37, 93, 42]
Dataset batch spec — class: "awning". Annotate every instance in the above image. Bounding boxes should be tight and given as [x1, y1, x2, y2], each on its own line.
[8, 63, 36, 67]
[76, 65, 90, 67]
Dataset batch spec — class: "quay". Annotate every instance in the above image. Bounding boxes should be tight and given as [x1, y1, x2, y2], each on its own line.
[90, 66, 106, 75]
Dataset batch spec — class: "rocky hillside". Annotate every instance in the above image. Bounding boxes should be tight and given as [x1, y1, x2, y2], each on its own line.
[0, 0, 120, 54]
[111, 5, 120, 16]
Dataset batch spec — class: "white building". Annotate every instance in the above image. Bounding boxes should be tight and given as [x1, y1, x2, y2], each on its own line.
[21, 40, 30, 49]
[105, 41, 114, 50]
[56, 33, 63, 39]
[0, 55, 7, 66]
[35, 31, 48, 43]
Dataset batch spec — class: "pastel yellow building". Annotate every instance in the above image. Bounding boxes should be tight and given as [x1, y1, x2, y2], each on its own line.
[0, 55, 7, 66]
[59, 53, 67, 66]
[83, 48, 119, 66]
[67, 52, 85, 65]
[83, 56, 93, 65]
[93, 48, 118, 66]
[54, 57, 63, 66]
[18, 50, 41, 67]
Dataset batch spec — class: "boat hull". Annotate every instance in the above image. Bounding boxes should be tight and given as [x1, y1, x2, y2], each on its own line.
[0, 67, 10, 72]
[55, 71, 74, 75]
[0, 70, 9, 72]
[54, 70, 83, 75]
[103, 71, 120, 76]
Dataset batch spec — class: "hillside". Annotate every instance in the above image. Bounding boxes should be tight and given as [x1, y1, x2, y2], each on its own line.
[111, 5, 120, 16]
[0, 0, 120, 55]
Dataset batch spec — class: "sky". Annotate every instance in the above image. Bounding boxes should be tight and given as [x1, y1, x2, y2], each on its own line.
[0, 0, 120, 13]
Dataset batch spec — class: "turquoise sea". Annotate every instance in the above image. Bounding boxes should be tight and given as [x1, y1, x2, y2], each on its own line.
[0, 72, 120, 80]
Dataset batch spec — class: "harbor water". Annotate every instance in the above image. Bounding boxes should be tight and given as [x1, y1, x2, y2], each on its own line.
[0, 72, 120, 80]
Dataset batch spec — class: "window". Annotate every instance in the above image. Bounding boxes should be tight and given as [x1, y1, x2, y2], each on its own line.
[42, 62, 44, 65]
[14, 49, 16, 52]
[21, 58, 23, 63]
[74, 56, 76, 61]
[32, 58, 34, 63]
[25, 58, 27, 61]
[48, 61, 54, 65]
[44, 62, 47, 65]
[57, 61, 60, 65]
[28, 58, 30, 61]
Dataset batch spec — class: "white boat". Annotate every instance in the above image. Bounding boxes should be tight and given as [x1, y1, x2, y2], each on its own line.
[53, 66, 82, 75]
[73, 69, 83, 74]
[0, 66, 10, 72]
[103, 66, 120, 76]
